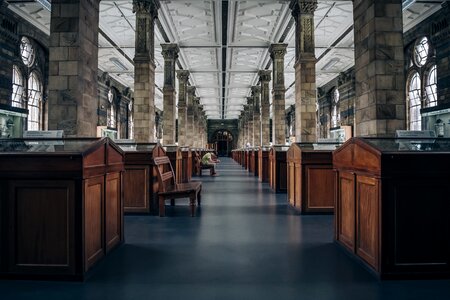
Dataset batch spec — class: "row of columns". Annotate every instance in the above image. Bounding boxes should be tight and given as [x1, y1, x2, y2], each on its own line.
[46, 0, 406, 141]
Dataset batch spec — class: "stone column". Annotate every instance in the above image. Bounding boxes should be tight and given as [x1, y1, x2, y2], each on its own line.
[353, 0, 405, 136]
[186, 86, 196, 147]
[243, 105, 249, 146]
[247, 97, 255, 146]
[269, 44, 288, 144]
[259, 70, 271, 145]
[48, 0, 101, 136]
[192, 97, 199, 147]
[131, 0, 159, 142]
[161, 43, 179, 145]
[433, 3, 450, 105]
[176, 70, 189, 146]
[291, 0, 318, 142]
[252, 86, 262, 146]
[197, 104, 204, 148]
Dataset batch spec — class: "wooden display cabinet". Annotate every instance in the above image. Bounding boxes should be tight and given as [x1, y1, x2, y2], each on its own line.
[0, 137, 124, 280]
[287, 143, 340, 214]
[258, 146, 270, 182]
[334, 137, 450, 279]
[250, 147, 259, 177]
[269, 145, 289, 193]
[116, 142, 166, 214]
[180, 147, 192, 183]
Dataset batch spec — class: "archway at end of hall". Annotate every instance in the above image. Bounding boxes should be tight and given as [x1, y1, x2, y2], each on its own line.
[212, 130, 234, 157]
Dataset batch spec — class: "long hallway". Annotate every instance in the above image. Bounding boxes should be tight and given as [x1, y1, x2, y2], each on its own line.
[2, 157, 450, 300]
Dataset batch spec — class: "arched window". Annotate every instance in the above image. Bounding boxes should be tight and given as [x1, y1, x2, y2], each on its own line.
[408, 72, 422, 130]
[27, 72, 42, 130]
[11, 65, 24, 108]
[20, 37, 35, 67]
[107, 89, 117, 128]
[331, 88, 340, 128]
[414, 37, 429, 67]
[425, 65, 437, 108]
[128, 101, 134, 139]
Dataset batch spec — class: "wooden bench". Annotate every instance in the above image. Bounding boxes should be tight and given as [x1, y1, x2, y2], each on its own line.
[194, 152, 214, 176]
[154, 156, 202, 217]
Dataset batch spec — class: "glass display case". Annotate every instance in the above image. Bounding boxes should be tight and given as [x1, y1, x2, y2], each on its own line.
[333, 137, 450, 279]
[115, 141, 166, 214]
[287, 142, 342, 214]
[0, 106, 27, 138]
[0, 137, 124, 280]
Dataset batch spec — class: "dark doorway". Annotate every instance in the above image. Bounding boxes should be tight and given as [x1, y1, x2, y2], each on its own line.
[212, 130, 233, 157]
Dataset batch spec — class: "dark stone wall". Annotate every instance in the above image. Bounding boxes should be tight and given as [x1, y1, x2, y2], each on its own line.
[207, 119, 238, 148]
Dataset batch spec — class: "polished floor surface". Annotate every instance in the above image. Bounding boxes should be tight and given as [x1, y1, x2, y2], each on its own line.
[1, 157, 450, 300]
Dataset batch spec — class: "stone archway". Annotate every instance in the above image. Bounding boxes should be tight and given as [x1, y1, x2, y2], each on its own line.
[212, 129, 234, 157]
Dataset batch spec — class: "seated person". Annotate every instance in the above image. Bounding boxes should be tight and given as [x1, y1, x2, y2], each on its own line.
[201, 152, 220, 176]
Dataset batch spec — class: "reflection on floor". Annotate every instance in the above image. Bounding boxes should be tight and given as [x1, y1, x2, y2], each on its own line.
[1, 157, 449, 300]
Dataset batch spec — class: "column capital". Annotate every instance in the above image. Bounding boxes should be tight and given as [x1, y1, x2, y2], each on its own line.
[290, 0, 318, 17]
[269, 43, 288, 60]
[176, 70, 190, 83]
[187, 86, 196, 94]
[251, 86, 261, 97]
[258, 70, 272, 82]
[133, 0, 160, 17]
[161, 43, 179, 60]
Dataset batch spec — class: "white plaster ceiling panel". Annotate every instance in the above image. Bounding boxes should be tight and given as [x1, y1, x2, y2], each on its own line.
[164, 0, 218, 45]
[181, 48, 218, 70]
[197, 88, 218, 98]
[155, 73, 164, 90]
[228, 73, 254, 87]
[231, 1, 284, 45]
[314, 2, 353, 48]
[403, 2, 442, 32]
[99, 2, 135, 51]
[230, 48, 264, 70]
[7, 3, 51, 34]
[192, 72, 219, 87]
[284, 47, 296, 71]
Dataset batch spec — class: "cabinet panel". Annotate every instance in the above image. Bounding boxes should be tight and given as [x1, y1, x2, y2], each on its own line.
[338, 172, 355, 252]
[389, 180, 450, 269]
[356, 176, 379, 271]
[105, 172, 122, 253]
[7, 180, 75, 274]
[306, 167, 335, 210]
[84, 177, 104, 271]
[123, 167, 149, 213]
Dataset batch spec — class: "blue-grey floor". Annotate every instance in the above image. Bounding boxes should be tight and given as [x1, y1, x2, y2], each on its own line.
[2, 157, 450, 300]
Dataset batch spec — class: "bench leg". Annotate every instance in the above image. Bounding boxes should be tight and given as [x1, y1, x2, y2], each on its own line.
[189, 194, 196, 217]
[197, 191, 201, 206]
[159, 196, 165, 217]
[170, 199, 175, 206]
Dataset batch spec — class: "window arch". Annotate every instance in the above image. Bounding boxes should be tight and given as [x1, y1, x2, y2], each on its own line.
[408, 72, 422, 130]
[20, 36, 35, 67]
[11, 65, 24, 108]
[27, 71, 42, 130]
[330, 87, 340, 128]
[425, 65, 437, 108]
[107, 89, 117, 128]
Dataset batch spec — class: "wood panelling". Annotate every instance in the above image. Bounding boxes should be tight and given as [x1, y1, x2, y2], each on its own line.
[84, 176, 104, 271]
[356, 176, 379, 271]
[123, 167, 149, 213]
[338, 171, 355, 252]
[306, 167, 335, 210]
[258, 149, 269, 182]
[7, 180, 75, 274]
[105, 172, 122, 253]
[83, 145, 105, 168]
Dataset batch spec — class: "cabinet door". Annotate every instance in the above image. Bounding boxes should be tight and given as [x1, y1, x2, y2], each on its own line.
[306, 166, 335, 212]
[7, 180, 76, 275]
[84, 176, 104, 271]
[105, 172, 122, 253]
[123, 166, 149, 213]
[356, 175, 380, 271]
[337, 171, 355, 252]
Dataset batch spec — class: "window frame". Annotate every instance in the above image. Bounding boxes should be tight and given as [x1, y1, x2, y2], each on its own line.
[27, 71, 43, 130]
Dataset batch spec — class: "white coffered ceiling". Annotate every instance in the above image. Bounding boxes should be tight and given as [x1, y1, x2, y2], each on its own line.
[5, 0, 445, 119]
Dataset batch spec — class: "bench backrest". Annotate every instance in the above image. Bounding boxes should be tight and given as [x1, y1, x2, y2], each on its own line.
[153, 156, 176, 192]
